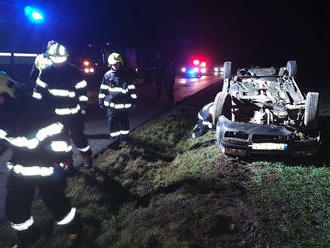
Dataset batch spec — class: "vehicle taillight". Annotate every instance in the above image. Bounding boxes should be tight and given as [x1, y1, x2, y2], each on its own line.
[83, 60, 95, 74]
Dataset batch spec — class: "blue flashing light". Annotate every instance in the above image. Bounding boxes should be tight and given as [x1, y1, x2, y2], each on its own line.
[188, 69, 196, 75]
[24, 6, 45, 23]
[32, 11, 43, 20]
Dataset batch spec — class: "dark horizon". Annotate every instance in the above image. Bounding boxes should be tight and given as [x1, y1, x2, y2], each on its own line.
[0, 0, 329, 75]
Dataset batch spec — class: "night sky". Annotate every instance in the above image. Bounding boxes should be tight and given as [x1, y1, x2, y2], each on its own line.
[0, 0, 329, 75]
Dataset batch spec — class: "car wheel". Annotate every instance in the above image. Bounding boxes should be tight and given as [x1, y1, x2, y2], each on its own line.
[287, 60, 297, 77]
[222, 79, 230, 92]
[213, 92, 232, 124]
[304, 92, 320, 131]
[223, 61, 232, 80]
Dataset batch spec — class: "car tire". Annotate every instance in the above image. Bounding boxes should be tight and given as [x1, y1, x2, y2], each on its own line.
[304, 92, 319, 131]
[223, 61, 232, 80]
[222, 79, 230, 92]
[287, 60, 297, 77]
[213, 92, 231, 124]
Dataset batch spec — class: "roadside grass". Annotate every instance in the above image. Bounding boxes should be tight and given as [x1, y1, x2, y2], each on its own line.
[1, 102, 330, 247]
[251, 107, 330, 247]
[252, 161, 330, 248]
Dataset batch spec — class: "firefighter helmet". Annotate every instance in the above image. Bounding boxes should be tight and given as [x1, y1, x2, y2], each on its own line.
[47, 40, 57, 50]
[0, 71, 19, 98]
[48, 43, 68, 64]
[108, 53, 123, 65]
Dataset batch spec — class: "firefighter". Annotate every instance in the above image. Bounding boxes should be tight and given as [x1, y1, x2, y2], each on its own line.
[191, 102, 215, 138]
[99, 53, 137, 149]
[32, 42, 92, 168]
[163, 59, 175, 105]
[0, 71, 80, 248]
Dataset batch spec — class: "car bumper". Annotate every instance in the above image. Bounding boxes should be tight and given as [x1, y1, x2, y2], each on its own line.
[216, 116, 320, 157]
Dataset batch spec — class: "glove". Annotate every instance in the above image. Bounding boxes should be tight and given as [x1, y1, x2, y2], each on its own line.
[99, 100, 106, 110]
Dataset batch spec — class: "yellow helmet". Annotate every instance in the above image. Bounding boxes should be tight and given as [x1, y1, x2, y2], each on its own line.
[0, 71, 19, 98]
[108, 53, 123, 65]
[48, 43, 68, 64]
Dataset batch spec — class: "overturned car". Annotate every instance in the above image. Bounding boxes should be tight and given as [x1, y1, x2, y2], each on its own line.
[214, 60, 320, 157]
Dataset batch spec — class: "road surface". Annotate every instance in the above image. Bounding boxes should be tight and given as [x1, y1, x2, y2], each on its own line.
[0, 75, 222, 222]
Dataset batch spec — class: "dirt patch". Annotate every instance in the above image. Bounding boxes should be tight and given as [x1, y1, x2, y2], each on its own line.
[125, 160, 262, 248]
[83, 131, 265, 248]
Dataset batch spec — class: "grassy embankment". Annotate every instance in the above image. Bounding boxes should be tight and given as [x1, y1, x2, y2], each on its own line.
[1, 102, 329, 248]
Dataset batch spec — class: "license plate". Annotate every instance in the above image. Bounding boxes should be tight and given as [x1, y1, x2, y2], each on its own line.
[252, 143, 288, 150]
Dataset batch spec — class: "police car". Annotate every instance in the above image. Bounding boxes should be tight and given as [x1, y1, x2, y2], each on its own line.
[181, 59, 207, 78]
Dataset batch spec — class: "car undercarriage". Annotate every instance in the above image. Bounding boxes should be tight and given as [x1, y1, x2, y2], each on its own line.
[214, 61, 320, 157]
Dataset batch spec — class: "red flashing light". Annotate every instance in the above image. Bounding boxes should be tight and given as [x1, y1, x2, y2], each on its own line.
[201, 62, 206, 67]
[83, 60, 90, 66]
[193, 59, 200, 65]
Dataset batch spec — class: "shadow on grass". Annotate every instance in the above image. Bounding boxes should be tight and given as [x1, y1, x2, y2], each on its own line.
[128, 136, 176, 162]
[136, 175, 248, 208]
[188, 139, 216, 151]
[78, 169, 134, 212]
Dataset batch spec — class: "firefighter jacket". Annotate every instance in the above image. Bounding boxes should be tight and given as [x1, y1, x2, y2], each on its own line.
[32, 63, 88, 116]
[198, 102, 214, 129]
[0, 97, 72, 176]
[99, 66, 137, 111]
[192, 102, 215, 138]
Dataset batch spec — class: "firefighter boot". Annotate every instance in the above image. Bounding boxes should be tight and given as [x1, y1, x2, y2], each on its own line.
[13, 224, 41, 248]
[108, 140, 120, 150]
[120, 136, 129, 148]
[82, 155, 92, 169]
[54, 215, 82, 248]
[63, 158, 78, 176]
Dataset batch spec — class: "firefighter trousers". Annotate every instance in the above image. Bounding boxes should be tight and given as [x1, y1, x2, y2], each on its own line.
[5, 169, 77, 246]
[59, 114, 91, 156]
[107, 109, 130, 144]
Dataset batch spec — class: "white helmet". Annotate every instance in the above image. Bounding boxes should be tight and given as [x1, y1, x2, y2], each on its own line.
[108, 53, 123, 66]
[48, 43, 68, 64]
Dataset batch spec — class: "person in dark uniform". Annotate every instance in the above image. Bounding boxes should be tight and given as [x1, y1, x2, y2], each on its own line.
[191, 102, 215, 138]
[32, 42, 92, 168]
[163, 59, 175, 105]
[0, 71, 80, 248]
[98, 53, 137, 149]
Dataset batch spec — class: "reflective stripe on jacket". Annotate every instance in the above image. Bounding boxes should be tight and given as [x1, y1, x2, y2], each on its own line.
[99, 66, 137, 110]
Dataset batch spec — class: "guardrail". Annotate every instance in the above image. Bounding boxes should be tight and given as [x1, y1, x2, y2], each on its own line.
[0, 52, 37, 65]
[0, 52, 38, 83]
